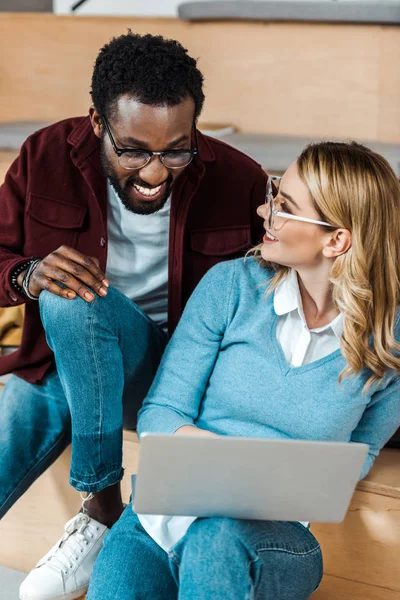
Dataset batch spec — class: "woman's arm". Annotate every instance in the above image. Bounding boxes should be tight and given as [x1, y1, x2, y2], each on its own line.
[137, 261, 236, 438]
[350, 377, 400, 479]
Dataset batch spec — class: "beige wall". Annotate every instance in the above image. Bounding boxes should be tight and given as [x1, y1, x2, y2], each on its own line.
[0, 13, 399, 142]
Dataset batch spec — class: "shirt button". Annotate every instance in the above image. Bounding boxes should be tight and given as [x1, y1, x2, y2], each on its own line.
[8, 291, 18, 302]
[100, 237, 106, 247]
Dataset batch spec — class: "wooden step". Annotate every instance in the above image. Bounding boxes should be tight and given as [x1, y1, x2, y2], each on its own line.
[311, 448, 400, 595]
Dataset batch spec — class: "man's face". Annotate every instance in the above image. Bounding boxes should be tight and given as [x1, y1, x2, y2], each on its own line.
[91, 95, 196, 215]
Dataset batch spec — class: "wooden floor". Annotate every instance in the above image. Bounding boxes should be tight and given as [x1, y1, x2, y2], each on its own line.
[1, 390, 399, 600]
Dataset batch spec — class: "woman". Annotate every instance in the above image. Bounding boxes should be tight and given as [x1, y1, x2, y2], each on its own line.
[87, 141, 400, 600]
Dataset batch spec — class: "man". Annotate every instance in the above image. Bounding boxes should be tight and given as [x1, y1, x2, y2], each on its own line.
[0, 32, 266, 600]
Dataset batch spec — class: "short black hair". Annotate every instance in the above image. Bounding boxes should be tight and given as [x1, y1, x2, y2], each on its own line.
[90, 31, 205, 121]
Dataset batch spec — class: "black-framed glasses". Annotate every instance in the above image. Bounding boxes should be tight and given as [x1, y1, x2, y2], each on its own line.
[266, 175, 333, 229]
[102, 117, 198, 170]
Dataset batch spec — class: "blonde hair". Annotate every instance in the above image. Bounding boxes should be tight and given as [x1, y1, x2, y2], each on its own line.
[255, 141, 400, 391]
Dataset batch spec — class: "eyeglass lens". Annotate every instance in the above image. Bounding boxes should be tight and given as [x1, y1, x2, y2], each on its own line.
[119, 150, 194, 170]
[267, 177, 280, 229]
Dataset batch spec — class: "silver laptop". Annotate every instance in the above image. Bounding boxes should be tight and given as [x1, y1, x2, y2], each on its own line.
[132, 434, 368, 523]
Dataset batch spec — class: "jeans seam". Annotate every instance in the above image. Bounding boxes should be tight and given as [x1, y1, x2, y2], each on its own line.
[256, 545, 321, 557]
[88, 311, 104, 462]
[0, 429, 70, 516]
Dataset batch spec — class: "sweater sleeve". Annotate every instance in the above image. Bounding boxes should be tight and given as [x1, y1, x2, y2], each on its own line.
[350, 376, 400, 479]
[137, 260, 236, 438]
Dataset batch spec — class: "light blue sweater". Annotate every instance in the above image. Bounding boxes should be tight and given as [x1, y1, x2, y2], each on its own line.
[138, 258, 400, 479]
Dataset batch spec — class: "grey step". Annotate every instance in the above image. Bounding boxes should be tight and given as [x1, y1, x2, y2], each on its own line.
[178, 1, 400, 25]
[218, 132, 400, 177]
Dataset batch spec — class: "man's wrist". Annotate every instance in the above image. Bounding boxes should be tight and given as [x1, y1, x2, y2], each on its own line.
[17, 270, 27, 287]
[22, 259, 41, 300]
[10, 258, 41, 298]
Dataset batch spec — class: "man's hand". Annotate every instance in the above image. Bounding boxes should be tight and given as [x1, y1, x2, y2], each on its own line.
[19, 246, 109, 301]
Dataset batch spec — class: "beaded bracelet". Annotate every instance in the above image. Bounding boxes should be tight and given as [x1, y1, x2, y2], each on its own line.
[22, 259, 42, 300]
[10, 258, 41, 298]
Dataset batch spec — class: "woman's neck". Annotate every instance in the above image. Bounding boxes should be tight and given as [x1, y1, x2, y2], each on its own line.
[296, 266, 339, 329]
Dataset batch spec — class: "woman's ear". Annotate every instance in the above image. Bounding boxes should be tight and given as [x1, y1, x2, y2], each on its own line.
[322, 229, 352, 258]
[89, 106, 102, 139]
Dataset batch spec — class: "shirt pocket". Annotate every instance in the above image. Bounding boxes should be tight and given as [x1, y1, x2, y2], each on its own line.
[190, 225, 251, 257]
[24, 193, 87, 256]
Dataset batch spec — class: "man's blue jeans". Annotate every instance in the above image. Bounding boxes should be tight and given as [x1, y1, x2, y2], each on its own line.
[87, 506, 323, 600]
[0, 287, 168, 517]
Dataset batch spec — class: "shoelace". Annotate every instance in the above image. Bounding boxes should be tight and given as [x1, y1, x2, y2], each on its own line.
[43, 514, 96, 574]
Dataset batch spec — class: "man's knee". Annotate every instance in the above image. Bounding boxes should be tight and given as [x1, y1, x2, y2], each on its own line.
[39, 289, 87, 327]
[39, 287, 122, 332]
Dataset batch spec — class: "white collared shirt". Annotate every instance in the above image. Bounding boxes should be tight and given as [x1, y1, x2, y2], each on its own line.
[274, 269, 343, 367]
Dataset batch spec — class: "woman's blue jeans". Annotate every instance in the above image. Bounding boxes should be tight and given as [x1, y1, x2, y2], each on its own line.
[87, 506, 323, 600]
[0, 287, 168, 517]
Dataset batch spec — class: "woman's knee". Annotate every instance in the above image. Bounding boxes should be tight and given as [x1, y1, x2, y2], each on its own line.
[254, 545, 323, 600]
[172, 517, 254, 564]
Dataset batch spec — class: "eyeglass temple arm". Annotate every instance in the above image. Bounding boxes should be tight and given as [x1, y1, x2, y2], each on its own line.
[274, 211, 332, 227]
[102, 117, 123, 156]
[193, 122, 199, 153]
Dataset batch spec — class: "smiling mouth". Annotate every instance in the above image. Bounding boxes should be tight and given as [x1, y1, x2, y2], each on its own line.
[264, 229, 279, 241]
[133, 182, 164, 198]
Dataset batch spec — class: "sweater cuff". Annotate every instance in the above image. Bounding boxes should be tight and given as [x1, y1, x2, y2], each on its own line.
[137, 411, 194, 439]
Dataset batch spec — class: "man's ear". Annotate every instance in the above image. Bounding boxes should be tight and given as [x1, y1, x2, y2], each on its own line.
[322, 228, 352, 259]
[89, 106, 102, 139]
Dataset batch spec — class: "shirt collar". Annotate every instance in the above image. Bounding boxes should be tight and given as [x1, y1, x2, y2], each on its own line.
[273, 269, 344, 340]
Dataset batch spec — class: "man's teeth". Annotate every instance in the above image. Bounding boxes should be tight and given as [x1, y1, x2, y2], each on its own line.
[133, 183, 162, 197]
[266, 231, 278, 241]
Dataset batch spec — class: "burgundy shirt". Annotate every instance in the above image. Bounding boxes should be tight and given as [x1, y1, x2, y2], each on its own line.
[0, 116, 267, 383]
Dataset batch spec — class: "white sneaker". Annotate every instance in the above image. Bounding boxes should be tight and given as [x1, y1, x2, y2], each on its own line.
[19, 513, 108, 600]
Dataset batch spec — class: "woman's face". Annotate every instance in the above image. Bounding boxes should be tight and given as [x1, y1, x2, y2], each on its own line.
[257, 161, 333, 270]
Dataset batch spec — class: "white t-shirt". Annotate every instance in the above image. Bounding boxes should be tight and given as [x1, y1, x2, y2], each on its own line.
[138, 268, 343, 552]
[106, 182, 170, 329]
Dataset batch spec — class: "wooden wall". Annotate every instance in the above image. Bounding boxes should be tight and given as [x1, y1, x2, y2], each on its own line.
[0, 13, 399, 142]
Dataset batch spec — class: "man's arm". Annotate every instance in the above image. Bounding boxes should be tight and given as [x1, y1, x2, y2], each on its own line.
[0, 139, 109, 305]
[0, 144, 31, 306]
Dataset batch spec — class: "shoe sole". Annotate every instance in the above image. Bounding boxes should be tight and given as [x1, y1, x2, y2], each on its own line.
[20, 586, 88, 600]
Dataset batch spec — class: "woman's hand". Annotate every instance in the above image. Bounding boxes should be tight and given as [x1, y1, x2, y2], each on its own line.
[174, 425, 217, 437]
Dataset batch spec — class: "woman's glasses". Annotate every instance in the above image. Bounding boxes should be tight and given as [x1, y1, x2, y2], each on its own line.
[266, 176, 333, 229]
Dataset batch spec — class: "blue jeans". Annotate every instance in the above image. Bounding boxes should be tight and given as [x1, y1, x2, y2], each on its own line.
[0, 287, 168, 517]
[87, 506, 323, 600]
